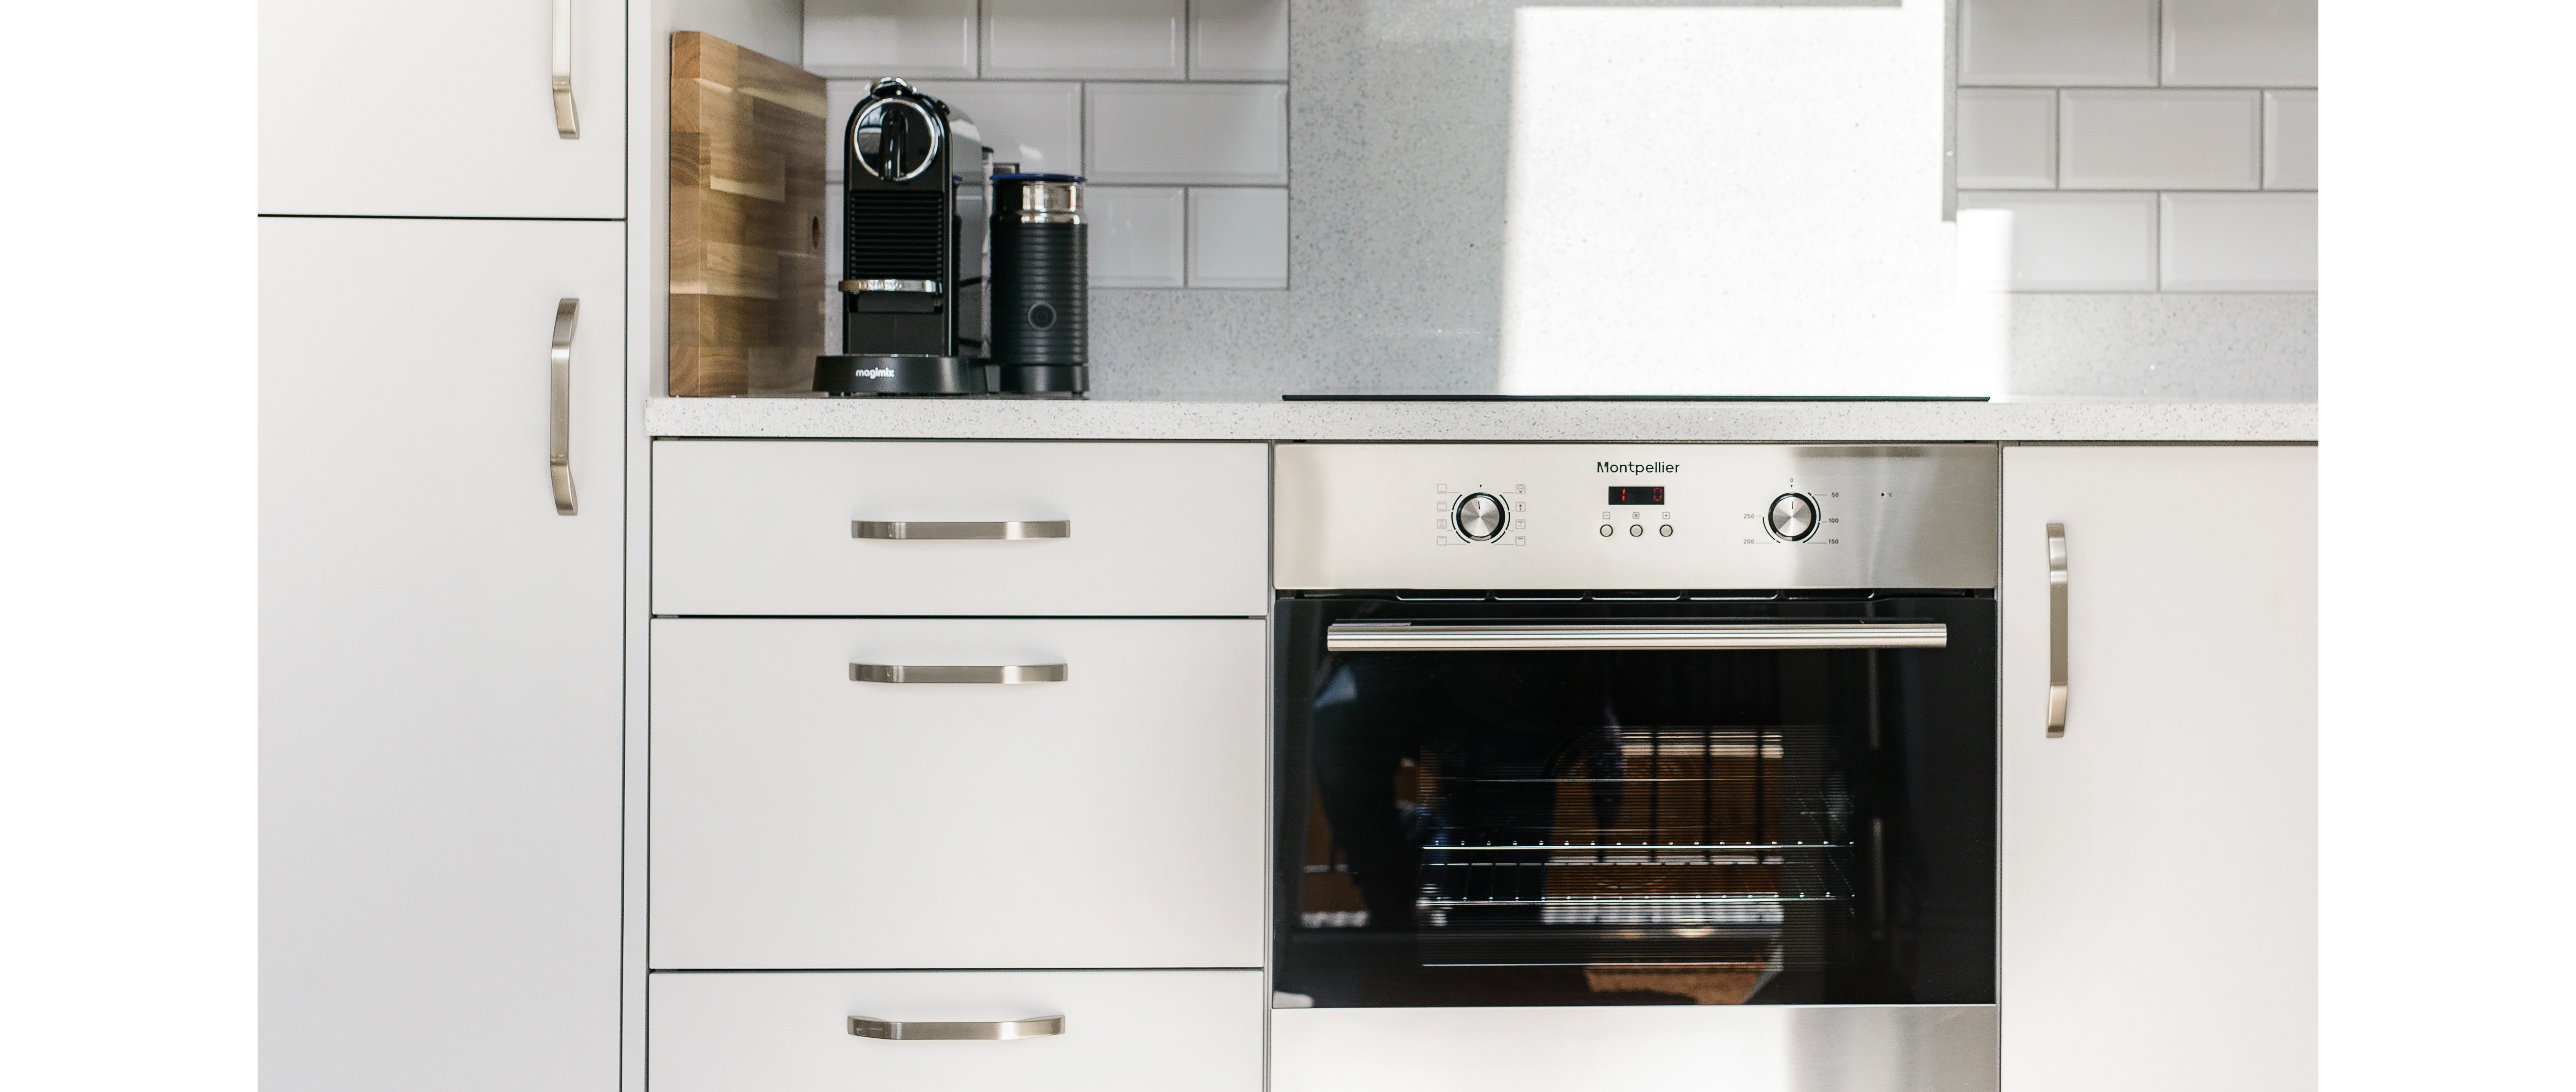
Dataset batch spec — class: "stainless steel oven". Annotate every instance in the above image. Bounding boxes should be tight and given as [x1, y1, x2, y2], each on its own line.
[1270, 443, 1999, 1089]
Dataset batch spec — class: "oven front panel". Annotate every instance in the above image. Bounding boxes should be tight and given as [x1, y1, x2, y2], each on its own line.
[1273, 443, 1999, 591]
[1273, 596, 1995, 1009]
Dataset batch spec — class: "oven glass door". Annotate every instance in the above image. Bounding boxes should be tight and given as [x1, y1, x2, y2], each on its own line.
[1274, 597, 1994, 1007]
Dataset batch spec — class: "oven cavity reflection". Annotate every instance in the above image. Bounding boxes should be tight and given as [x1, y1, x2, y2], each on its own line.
[1308, 722, 1851, 1006]
[1276, 598, 1994, 1009]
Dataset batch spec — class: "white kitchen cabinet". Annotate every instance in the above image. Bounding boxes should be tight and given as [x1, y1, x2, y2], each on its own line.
[1999, 445, 2316, 1091]
[650, 969, 1265, 1092]
[651, 617, 1267, 970]
[260, 218, 624, 1091]
[260, 0, 625, 217]
[653, 439, 1272, 617]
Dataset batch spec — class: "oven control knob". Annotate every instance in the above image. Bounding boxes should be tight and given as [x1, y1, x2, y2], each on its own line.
[1454, 493, 1508, 541]
[1767, 493, 1819, 542]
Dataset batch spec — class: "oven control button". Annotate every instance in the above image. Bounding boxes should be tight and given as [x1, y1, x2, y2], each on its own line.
[1454, 493, 1507, 541]
[1767, 493, 1819, 542]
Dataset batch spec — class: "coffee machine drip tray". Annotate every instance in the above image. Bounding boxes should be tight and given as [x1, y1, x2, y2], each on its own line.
[814, 356, 1093, 397]
[815, 355, 984, 395]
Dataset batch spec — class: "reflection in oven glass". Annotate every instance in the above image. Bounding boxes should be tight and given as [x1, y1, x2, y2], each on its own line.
[1306, 720, 1854, 1006]
[1279, 598, 1995, 1010]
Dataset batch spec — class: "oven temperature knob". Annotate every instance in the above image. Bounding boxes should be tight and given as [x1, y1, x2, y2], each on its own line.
[1453, 493, 1508, 541]
[1767, 493, 1819, 542]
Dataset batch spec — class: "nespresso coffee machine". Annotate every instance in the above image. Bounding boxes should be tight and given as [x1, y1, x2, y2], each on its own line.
[815, 78, 981, 395]
[816, 78, 1087, 397]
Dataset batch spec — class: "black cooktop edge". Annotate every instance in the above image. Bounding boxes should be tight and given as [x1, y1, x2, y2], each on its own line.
[1281, 394, 1993, 403]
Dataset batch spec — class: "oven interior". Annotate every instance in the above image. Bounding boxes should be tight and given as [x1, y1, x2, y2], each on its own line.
[1274, 595, 1995, 1009]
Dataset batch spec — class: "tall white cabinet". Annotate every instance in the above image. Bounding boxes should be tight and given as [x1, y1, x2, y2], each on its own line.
[259, 218, 626, 1091]
[259, 0, 626, 217]
[259, 0, 636, 1063]
[1999, 446, 2318, 1091]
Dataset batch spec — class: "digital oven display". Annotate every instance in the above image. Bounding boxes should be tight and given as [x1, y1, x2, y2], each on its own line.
[1607, 486, 1665, 505]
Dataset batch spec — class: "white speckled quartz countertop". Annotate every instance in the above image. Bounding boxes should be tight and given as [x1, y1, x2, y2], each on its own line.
[644, 396, 2315, 443]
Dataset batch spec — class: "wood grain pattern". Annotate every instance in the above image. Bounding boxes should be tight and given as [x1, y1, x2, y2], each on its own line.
[670, 32, 825, 396]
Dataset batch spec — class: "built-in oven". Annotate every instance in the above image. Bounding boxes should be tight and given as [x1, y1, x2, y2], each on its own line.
[1269, 443, 2000, 1089]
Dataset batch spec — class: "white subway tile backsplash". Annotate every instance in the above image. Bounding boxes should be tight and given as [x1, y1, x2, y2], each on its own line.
[985, 0, 1187, 81]
[1190, 0, 1289, 80]
[1087, 83, 1288, 185]
[912, 80, 1085, 177]
[2264, 90, 2317, 191]
[2161, 0, 2317, 87]
[1187, 187, 1288, 288]
[1956, 89, 2056, 189]
[2058, 89, 2259, 190]
[804, 0, 978, 79]
[1957, 191, 2159, 291]
[1959, 0, 2156, 87]
[1088, 186, 1189, 287]
[2159, 192, 2315, 290]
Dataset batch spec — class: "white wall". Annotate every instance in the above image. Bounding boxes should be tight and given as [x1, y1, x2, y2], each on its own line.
[1496, 3, 2004, 396]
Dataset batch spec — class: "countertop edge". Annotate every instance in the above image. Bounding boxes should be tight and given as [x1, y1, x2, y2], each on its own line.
[641, 398, 2318, 444]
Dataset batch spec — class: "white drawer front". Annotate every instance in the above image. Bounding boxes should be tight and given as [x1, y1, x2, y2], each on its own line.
[651, 618, 1266, 969]
[652, 441, 1270, 616]
[649, 970, 1263, 1092]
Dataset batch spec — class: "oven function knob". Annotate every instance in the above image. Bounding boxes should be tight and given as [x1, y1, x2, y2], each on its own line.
[1767, 493, 1819, 542]
[1453, 492, 1508, 542]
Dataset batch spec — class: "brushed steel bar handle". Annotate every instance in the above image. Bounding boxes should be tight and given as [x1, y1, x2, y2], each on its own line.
[1326, 622, 1947, 652]
[851, 520, 1072, 540]
[848, 1015, 1065, 1041]
[850, 663, 1070, 684]
[2046, 523, 2068, 737]
[552, 0, 579, 138]
[549, 299, 578, 515]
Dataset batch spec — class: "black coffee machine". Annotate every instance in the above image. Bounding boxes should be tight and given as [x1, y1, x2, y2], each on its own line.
[816, 78, 1087, 397]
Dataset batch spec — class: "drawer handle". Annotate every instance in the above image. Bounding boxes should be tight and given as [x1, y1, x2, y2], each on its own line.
[852, 520, 1072, 541]
[848, 1015, 1065, 1041]
[850, 663, 1069, 684]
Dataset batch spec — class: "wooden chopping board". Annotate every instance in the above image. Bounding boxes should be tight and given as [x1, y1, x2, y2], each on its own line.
[670, 32, 826, 396]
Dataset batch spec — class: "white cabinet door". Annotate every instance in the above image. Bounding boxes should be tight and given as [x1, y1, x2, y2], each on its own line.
[260, 0, 624, 217]
[651, 618, 1268, 970]
[1999, 446, 2316, 1092]
[650, 970, 1264, 1092]
[260, 218, 624, 1091]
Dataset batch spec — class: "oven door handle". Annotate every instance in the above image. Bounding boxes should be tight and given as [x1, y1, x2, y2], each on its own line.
[1324, 622, 1947, 651]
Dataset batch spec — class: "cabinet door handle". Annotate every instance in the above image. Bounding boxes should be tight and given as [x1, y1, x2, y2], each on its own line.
[850, 663, 1069, 684]
[2047, 522, 2068, 737]
[851, 520, 1072, 540]
[848, 1015, 1065, 1041]
[550, 299, 579, 515]
[552, 0, 579, 138]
